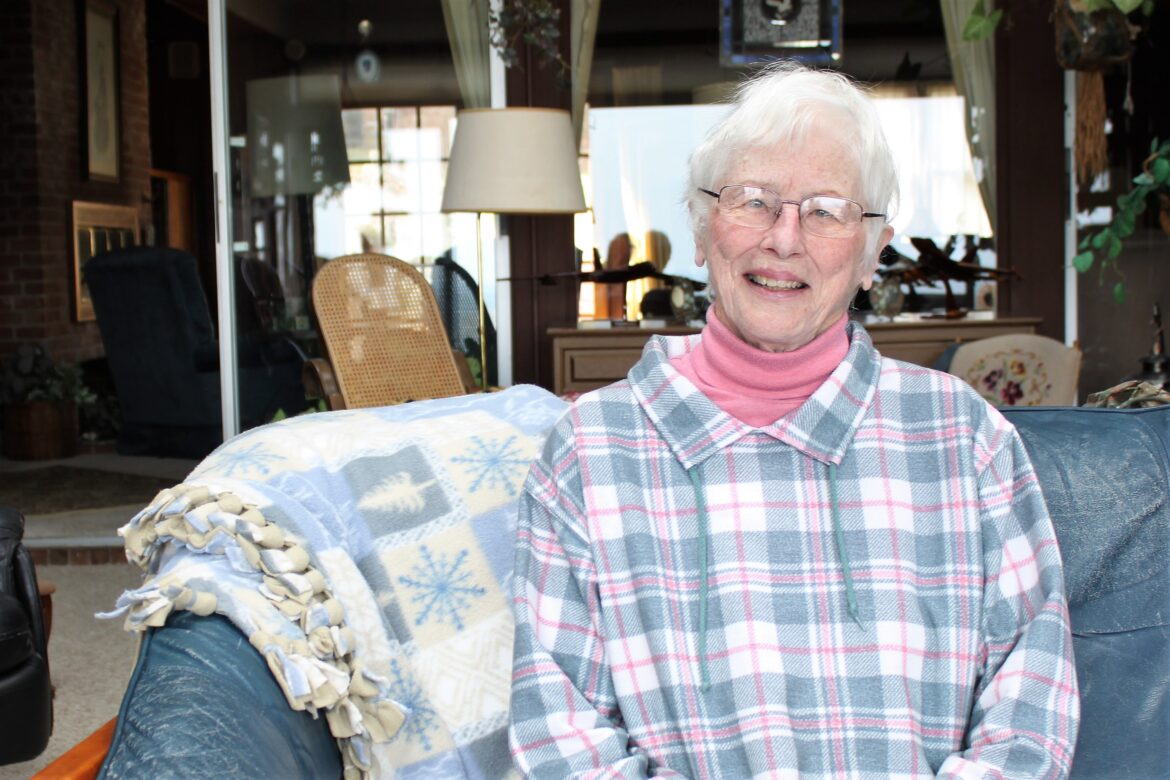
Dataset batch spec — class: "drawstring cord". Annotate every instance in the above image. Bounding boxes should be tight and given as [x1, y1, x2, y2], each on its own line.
[829, 462, 862, 627]
[688, 460, 861, 695]
[687, 468, 712, 692]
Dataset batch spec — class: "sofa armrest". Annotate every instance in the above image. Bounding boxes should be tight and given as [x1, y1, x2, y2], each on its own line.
[30, 718, 116, 780]
[97, 611, 341, 779]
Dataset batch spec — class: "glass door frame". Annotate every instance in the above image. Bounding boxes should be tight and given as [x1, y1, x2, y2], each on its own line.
[208, 0, 239, 439]
[205, 0, 512, 439]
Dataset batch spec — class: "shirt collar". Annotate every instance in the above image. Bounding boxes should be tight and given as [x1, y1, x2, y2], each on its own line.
[628, 321, 881, 469]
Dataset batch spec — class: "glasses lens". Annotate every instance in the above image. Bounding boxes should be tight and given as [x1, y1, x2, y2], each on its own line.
[799, 196, 863, 238]
[718, 185, 779, 229]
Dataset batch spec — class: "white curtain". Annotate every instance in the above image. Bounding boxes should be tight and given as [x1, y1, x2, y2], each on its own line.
[939, 0, 997, 235]
[871, 94, 993, 240]
[571, 0, 602, 147]
[441, 0, 492, 108]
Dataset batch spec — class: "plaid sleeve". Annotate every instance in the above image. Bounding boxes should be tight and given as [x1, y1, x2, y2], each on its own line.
[938, 424, 1080, 779]
[509, 423, 670, 779]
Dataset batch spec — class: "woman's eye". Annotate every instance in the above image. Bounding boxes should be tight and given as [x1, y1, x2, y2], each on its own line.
[744, 198, 768, 210]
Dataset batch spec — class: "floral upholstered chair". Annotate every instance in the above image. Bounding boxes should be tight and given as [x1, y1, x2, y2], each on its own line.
[948, 334, 1082, 406]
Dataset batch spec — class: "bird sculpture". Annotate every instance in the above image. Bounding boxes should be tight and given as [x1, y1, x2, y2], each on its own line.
[879, 236, 1020, 319]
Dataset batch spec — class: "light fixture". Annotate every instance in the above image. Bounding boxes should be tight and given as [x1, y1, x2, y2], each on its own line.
[441, 107, 587, 388]
[245, 74, 350, 198]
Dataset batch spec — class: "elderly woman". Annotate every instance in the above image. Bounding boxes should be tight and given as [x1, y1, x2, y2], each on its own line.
[510, 63, 1078, 778]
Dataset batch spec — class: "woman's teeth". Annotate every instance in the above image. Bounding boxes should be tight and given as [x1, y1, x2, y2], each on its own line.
[747, 274, 805, 290]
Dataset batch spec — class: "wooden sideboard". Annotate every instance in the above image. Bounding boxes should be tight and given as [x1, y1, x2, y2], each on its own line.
[863, 314, 1041, 368]
[549, 314, 1041, 395]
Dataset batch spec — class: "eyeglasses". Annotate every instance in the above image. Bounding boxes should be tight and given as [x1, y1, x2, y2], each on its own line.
[699, 185, 886, 239]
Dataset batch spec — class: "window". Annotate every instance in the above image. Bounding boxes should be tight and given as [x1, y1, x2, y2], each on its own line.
[314, 106, 478, 267]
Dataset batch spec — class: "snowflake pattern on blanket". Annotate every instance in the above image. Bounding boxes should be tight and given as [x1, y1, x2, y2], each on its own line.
[398, 545, 486, 631]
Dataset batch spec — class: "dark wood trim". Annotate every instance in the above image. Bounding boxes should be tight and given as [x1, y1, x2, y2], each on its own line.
[504, 0, 578, 390]
[994, 1, 1067, 340]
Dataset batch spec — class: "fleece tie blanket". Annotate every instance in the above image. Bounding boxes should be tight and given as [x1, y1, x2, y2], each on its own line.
[101, 385, 568, 778]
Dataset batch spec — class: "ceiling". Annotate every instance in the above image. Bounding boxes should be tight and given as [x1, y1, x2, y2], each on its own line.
[165, 0, 952, 105]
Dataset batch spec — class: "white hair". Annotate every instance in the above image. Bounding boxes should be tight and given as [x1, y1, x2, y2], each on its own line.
[685, 61, 899, 260]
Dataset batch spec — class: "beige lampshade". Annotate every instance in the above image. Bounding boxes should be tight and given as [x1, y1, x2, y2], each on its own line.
[441, 108, 586, 215]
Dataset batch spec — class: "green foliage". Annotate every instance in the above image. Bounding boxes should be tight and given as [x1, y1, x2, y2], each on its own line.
[270, 398, 328, 423]
[464, 354, 484, 388]
[1076, 138, 1170, 303]
[962, 0, 1004, 41]
[0, 344, 97, 406]
[488, 0, 570, 86]
[489, 0, 564, 68]
[962, 0, 1151, 41]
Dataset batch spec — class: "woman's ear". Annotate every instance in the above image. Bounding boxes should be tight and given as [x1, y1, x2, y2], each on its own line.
[693, 241, 706, 268]
[859, 225, 895, 291]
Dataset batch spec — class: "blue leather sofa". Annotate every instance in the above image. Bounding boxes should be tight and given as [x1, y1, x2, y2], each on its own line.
[96, 405, 1170, 779]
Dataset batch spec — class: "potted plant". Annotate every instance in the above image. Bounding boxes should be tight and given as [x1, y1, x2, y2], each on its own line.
[0, 344, 97, 460]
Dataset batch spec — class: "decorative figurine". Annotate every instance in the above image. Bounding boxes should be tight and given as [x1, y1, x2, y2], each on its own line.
[1129, 303, 1170, 390]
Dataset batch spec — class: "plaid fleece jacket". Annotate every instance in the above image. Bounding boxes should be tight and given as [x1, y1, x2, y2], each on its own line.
[510, 323, 1078, 779]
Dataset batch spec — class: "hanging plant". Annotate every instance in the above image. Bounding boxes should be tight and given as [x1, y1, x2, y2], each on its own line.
[488, 0, 570, 82]
[962, 0, 1153, 44]
[1073, 138, 1170, 303]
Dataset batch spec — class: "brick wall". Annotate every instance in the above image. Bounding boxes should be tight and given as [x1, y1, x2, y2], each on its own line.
[0, 0, 150, 365]
[0, 0, 39, 359]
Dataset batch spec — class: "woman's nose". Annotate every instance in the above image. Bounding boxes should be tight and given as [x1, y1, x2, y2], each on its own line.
[761, 204, 804, 252]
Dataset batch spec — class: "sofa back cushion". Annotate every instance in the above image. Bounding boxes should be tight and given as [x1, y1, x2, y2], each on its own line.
[1002, 406, 1170, 780]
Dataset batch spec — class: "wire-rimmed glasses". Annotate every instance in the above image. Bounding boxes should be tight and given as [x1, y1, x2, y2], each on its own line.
[699, 185, 885, 239]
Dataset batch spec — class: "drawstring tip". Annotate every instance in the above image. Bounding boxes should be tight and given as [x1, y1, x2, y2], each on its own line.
[847, 592, 863, 628]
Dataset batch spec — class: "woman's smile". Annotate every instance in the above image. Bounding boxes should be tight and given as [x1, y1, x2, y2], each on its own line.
[745, 272, 807, 290]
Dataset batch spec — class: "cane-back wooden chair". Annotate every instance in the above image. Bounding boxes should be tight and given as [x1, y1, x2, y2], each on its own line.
[305, 253, 474, 410]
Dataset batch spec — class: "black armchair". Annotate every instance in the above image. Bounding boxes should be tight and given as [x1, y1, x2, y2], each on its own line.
[85, 247, 307, 458]
[0, 506, 52, 766]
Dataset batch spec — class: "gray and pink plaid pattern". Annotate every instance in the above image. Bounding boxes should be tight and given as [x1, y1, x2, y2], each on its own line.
[510, 324, 1078, 779]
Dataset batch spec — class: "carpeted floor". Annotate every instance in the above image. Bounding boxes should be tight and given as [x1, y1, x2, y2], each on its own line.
[0, 465, 177, 516]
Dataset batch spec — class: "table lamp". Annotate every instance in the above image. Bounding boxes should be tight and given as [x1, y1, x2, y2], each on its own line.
[441, 107, 587, 387]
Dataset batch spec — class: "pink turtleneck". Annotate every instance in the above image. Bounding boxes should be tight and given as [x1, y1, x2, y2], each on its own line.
[670, 308, 849, 426]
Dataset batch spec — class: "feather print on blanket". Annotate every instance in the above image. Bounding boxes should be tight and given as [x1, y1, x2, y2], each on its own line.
[101, 385, 568, 779]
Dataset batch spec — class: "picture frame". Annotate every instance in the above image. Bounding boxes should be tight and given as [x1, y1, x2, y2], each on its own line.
[72, 200, 138, 322]
[79, 0, 120, 183]
[719, 0, 843, 66]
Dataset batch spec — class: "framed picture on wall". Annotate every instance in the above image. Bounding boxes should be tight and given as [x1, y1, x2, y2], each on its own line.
[719, 0, 843, 66]
[79, 0, 120, 182]
[72, 200, 138, 322]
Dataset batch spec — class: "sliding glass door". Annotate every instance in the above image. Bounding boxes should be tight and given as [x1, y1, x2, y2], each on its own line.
[206, 0, 491, 437]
